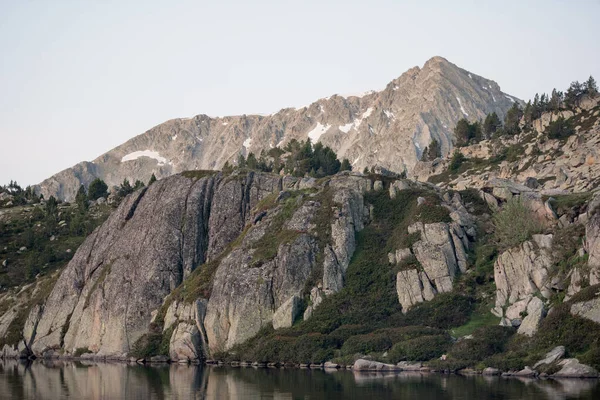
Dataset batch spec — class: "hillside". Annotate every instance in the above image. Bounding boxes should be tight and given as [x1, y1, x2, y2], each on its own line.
[36, 56, 518, 201]
[2, 73, 600, 380]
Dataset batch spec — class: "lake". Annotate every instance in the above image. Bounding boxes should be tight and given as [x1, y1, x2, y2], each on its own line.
[0, 360, 599, 399]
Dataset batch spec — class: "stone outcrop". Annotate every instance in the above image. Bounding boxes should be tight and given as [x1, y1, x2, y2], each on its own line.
[553, 359, 599, 378]
[353, 359, 401, 371]
[533, 346, 565, 369]
[392, 193, 475, 312]
[492, 234, 554, 330]
[25, 172, 281, 358]
[36, 57, 518, 202]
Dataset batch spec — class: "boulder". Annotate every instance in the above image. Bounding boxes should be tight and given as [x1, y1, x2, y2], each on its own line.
[482, 367, 501, 375]
[514, 366, 537, 377]
[533, 346, 565, 369]
[397, 361, 423, 371]
[570, 297, 600, 324]
[553, 359, 599, 378]
[517, 297, 546, 336]
[353, 359, 400, 371]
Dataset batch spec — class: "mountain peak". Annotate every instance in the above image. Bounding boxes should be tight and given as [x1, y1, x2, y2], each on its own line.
[36, 58, 521, 201]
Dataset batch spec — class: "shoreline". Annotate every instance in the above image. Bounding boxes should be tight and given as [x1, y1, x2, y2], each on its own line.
[2, 356, 598, 380]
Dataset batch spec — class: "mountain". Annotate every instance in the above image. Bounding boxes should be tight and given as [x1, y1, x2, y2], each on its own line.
[2, 95, 600, 375]
[36, 56, 520, 201]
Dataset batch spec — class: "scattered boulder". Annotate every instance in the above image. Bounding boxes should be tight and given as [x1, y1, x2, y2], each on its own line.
[553, 359, 599, 378]
[514, 366, 537, 377]
[570, 296, 600, 324]
[482, 367, 501, 375]
[533, 346, 565, 369]
[397, 361, 423, 371]
[517, 297, 546, 336]
[353, 359, 401, 371]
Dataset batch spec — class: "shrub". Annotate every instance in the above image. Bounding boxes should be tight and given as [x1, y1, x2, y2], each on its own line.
[403, 293, 474, 329]
[341, 333, 392, 356]
[388, 334, 451, 363]
[492, 197, 544, 249]
[449, 151, 466, 172]
[546, 116, 575, 140]
[448, 326, 515, 362]
[130, 333, 163, 358]
[88, 178, 108, 201]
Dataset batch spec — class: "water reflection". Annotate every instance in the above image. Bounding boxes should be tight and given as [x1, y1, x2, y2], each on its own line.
[0, 360, 598, 399]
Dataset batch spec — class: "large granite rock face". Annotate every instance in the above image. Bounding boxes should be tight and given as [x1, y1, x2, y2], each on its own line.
[492, 234, 554, 325]
[13, 171, 372, 358]
[392, 192, 475, 312]
[27, 172, 281, 358]
[35, 56, 517, 202]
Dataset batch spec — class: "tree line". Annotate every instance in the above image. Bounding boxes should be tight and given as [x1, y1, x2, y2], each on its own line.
[225, 139, 352, 178]
[452, 75, 597, 148]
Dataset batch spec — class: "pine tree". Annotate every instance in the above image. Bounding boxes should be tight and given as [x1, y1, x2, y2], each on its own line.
[75, 185, 88, 212]
[586, 75, 598, 97]
[549, 89, 563, 112]
[483, 112, 502, 137]
[340, 158, 352, 171]
[88, 178, 108, 201]
[246, 152, 258, 170]
[565, 81, 584, 109]
[148, 173, 157, 185]
[454, 118, 471, 146]
[504, 103, 523, 135]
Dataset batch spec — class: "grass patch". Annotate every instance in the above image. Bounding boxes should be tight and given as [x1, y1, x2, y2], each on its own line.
[180, 170, 217, 180]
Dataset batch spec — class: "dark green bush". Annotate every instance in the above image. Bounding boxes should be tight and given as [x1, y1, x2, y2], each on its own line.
[448, 326, 515, 362]
[341, 333, 392, 356]
[130, 333, 163, 358]
[403, 293, 475, 329]
[388, 334, 451, 363]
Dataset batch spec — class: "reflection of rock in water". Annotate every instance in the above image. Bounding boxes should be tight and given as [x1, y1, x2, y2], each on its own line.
[1, 361, 599, 400]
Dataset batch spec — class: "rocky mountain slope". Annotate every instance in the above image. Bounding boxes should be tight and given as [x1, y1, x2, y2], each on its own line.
[37, 56, 518, 201]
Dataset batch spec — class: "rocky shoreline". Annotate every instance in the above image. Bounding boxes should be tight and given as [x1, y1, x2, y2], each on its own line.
[4, 354, 598, 380]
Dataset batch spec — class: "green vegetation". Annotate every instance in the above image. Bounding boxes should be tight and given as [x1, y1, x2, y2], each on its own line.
[448, 151, 466, 172]
[214, 189, 478, 364]
[180, 170, 217, 180]
[88, 178, 108, 201]
[234, 139, 351, 178]
[454, 119, 482, 147]
[421, 139, 441, 161]
[492, 197, 544, 250]
[546, 116, 575, 140]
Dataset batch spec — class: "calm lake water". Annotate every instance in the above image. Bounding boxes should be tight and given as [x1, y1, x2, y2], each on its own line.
[1, 360, 599, 400]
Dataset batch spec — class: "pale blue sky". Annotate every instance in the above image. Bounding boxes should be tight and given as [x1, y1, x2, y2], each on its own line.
[1, 0, 599, 185]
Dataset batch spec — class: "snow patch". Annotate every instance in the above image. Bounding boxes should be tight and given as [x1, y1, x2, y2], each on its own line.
[393, 85, 399, 91]
[243, 138, 253, 150]
[504, 94, 515, 103]
[171, 135, 177, 141]
[121, 150, 168, 166]
[352, 155, 362, 165]
[456, 97, 468, 116]
[339, 122, 353, 133]
[468, 73, 472, 79]
[222, 122, 228, 126]
[384, 110, 395, 120]
[307, 122, 331, 142]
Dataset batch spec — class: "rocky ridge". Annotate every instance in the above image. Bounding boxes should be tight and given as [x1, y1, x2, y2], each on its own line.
[37, 56, 518, 201]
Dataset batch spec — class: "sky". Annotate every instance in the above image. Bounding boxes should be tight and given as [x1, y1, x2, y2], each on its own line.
[1, 0, 599, 186]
